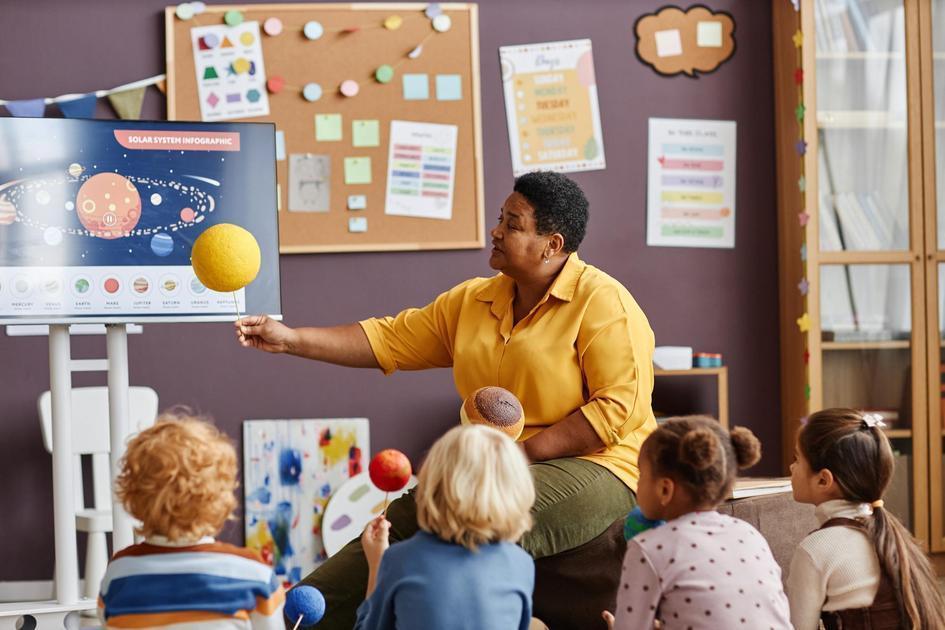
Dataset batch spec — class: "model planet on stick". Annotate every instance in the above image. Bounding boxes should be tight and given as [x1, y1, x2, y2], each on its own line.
[190, 223, 261, 292]
[285, 584, 326, 629]
[460, 386, 525, 440]
[368, 449, 412, 492]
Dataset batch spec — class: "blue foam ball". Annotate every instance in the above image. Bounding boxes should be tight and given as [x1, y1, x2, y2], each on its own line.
[623, 506, 666, 541]
[285, 585, 326, 626]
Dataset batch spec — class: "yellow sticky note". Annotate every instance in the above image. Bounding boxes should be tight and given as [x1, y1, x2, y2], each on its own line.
[344, 157, 372, 184]
[352, 120, 380, 147]
[315, 114, 343, 141]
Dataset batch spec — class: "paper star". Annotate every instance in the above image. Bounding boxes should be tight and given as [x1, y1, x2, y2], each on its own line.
[794, 68, 804, 85]
[798, 212, 810, 226]
[800, 415, 809, 425]
[805, 384, 811, 400]
[803, 350, 810, 364]
[798, 175, 806, 192]
[800, 243, 807, 261]
[791, 0, 800, 10]
[798, 277, 809, 295]
[795, 139, 807, 155]
[796, 312, 810, 332]
[793, 30, 803, 48]
[795, 103, 805, 121]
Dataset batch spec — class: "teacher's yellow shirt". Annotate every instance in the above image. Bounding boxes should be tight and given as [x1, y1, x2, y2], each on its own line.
[359, 253, 657, 490]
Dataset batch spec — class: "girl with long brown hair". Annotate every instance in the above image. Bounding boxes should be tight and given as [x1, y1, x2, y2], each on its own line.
[788, 408, 945, 630]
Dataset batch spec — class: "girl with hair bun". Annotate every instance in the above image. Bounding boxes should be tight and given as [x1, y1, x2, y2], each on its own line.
[787, 408, 945, 630]
[604, 416, 790, 630]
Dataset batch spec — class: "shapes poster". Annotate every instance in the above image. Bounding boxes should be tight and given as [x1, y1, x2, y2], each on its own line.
[499, 39, 605, 176]
[190, 21, 270, 122]
[243, 418, 369, 586]
[646, 118, 737, 249]
[384, 120, 458, 220]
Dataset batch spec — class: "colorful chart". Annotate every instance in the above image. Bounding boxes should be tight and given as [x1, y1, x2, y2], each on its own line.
[384, 120, 457, 220]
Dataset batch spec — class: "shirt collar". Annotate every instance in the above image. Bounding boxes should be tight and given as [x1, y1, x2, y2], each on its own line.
[475, 252, 585, 306]
[146, 534, 216, 547]
[814, 498, 873, 525]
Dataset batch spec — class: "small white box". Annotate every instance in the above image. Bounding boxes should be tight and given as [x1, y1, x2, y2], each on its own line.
[653, 346, 693, 370]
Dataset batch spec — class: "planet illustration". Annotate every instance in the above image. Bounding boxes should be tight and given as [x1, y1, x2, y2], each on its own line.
[161, 277, 179, 295]
[68, 163, 84, 178]
[103, 278, 120, 294]
[132, 277, 149, 294]
[190, 277, 207, 295]
[73, 278, 90, 295]
[43, 279, 62, 296]
[76, 173, 142, 239]
[0, 195, 14, 225]
[150, 233, 174, 257]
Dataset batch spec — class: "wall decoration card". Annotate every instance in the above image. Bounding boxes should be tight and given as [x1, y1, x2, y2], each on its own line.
[243, 418, 369, 585]
[385, 120, 458, 220]
[167, 4, 484, 253]
[499, 39, 605, 176]
[646, 118, 736, 249]
[190, 21, 270, 121]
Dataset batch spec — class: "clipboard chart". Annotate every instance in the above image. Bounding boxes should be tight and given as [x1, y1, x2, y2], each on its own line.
[165, 3, 484, 253]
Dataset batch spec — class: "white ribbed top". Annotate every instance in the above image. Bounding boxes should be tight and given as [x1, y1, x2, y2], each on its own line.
[786, 499, 881, 630]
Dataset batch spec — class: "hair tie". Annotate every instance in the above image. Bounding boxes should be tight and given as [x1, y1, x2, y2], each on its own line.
[871, 499, 884, 509]
[862, 413, 886, 430]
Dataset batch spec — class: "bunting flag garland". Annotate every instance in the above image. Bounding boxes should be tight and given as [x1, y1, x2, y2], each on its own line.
[57, 93, 98, 118]
[0, 73, 165, 119]
[107, 87, 147, 120]
[791, 0, 810, 424]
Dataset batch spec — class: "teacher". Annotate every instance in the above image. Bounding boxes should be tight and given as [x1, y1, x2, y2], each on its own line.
[236, 171, 657, 629]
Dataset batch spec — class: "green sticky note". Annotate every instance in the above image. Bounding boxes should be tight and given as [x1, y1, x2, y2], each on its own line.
[352, 120, 380, 147]
[344, 157, 372, 184]
[315, 114, 343, 141]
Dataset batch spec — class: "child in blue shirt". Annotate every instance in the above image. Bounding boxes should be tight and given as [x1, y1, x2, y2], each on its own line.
[355, 424, 536, 630]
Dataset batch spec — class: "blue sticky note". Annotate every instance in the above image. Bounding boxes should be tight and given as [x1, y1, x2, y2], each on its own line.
[402, 74, 429, 100]
[275, 130, 286, 161]
[435, 74, 462, 101]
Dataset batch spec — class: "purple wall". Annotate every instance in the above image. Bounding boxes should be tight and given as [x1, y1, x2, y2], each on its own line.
[0, 0, 777, 580]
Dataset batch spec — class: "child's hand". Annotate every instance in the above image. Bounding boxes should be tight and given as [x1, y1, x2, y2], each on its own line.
[361, 514, 390, 568]
[601, 610, 614, 630]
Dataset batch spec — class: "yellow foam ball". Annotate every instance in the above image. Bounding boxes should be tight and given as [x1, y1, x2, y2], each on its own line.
[190, 223, 261, 293]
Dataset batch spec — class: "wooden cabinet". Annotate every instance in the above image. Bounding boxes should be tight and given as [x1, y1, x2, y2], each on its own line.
[773, 0, 945, 549]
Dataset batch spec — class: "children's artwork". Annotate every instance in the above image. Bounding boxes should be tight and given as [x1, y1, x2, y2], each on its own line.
[288, 154, 330, 213]
[634, 6, 735, 77]
[384, 120, 458, 220]
[243, 418, 369, 586]
[499, 39, 605, 177]
[190, 21, 270, 121]
[646, 118, 737, 248]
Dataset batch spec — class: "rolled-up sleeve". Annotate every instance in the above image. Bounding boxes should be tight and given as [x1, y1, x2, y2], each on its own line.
[359, 282, 469, 375]
[577, 287, 654, 448]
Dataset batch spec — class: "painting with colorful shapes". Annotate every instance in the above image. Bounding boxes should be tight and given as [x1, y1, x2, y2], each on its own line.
[243, 418, 369, 586]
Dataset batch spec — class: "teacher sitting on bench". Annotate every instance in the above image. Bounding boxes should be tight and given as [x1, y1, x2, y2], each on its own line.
[236, 171, 657, 629]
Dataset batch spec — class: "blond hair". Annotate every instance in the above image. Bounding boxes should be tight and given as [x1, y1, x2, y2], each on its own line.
[115, 409, 237, 541]
[416, 424, 534, 550]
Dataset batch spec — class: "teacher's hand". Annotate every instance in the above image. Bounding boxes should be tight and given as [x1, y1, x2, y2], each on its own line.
[235, 315, 296, 354]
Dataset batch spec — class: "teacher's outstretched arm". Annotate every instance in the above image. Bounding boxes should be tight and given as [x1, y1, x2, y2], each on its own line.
[235, 316, 380, 369]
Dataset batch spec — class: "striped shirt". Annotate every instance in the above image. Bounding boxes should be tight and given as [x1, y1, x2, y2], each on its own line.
[98, 537, 285, 629]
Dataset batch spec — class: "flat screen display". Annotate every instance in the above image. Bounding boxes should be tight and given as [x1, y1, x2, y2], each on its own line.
[0, 117, 281, 324]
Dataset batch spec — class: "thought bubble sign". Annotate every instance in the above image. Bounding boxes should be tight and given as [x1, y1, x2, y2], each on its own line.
[635, 5, 735, 77]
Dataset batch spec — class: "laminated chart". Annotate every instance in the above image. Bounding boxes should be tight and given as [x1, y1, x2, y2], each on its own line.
[384, 120, 458, 220]
[646, 118, 736, 248]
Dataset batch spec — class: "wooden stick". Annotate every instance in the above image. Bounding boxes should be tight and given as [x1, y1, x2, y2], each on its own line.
[382, 491, 390, 517]
[292, 614, 304, 630]
[233, 290, 241, 323]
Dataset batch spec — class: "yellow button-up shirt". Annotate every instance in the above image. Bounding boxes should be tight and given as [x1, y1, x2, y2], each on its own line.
[359, 253, 657, 490]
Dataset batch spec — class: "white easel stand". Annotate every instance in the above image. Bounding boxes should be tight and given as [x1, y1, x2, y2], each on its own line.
[0, 324, 135, 626]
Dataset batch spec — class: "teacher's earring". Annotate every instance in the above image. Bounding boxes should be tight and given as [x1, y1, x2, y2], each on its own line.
[543, 258, 550, 264]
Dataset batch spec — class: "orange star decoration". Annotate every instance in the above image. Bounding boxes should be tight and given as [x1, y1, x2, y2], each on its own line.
[792, 30, 803, 48]
[796, 312, 810, 333]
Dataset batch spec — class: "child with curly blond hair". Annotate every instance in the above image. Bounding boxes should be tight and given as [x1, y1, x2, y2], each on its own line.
[97, 411, 285, 629]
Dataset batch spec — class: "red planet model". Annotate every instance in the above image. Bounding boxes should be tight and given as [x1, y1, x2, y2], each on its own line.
[368, 449, 412, 492]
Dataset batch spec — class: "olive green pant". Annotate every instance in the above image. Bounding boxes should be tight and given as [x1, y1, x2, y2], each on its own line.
[294, 457, 635, 630]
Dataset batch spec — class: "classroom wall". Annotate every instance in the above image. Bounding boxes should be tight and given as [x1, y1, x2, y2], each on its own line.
[0, 0, 778, 580]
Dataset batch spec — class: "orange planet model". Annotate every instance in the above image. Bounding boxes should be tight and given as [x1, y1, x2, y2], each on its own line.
[460, 386, 525, 440]
[76, 172, 142, 239]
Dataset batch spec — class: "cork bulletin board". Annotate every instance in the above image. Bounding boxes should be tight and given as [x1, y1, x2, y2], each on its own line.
[165, 3, 484, 253]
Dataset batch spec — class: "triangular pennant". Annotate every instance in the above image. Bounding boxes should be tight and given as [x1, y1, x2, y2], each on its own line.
[203, 66, 219, 80]
[107, 87, 146, 120]
[221, 36, 234, 48]
[57, 93, 97, 118]
[155, 79, 167, 94]
[5, 98, 46, 117]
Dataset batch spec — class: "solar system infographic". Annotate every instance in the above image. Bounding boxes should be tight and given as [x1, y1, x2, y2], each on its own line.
[0, 118, 281, 324]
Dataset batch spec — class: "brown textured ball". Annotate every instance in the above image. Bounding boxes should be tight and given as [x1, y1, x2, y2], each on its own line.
[460, 387, 525, 440]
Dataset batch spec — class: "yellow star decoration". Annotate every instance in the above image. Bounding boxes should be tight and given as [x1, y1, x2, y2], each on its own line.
[792, 30, 803, 48]
[796, 312, 810, 333]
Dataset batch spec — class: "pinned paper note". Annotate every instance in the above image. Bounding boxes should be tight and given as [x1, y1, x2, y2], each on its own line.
[435, 75, 462, 101]
[344, 157, 372, 185]
[385, 120, 457, 220]
[348, 216, 368, 233]
[353, 120, 380, 147]
[403, 74, 429, 100]
[697, 21, 723, 47]
[191, 21, 269, 121]
[288, 154, 331, 212]
[348, 195, 367, 210]
[275, 130, 286, 160]
[316, 114, 343, 141]
[654, 29, 683, 57]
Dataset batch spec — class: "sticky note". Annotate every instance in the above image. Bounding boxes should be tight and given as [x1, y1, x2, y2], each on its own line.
[352, 120, 380, 147]
[344, 157, 372, 184]
[275, 130, 285, 160]
[435, 74, 462, 101]
[348, 216, 368, 233]
[697, 21, 723, 48]
[315, 114, 343, 141]
[403, 74, 429, 100]
[654, 29, 683, 57]
[347, 194, 367, 210]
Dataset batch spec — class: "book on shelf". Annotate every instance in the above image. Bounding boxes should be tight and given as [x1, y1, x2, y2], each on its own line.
[814, 0, 883, 54]
[731, 478, 793, 500]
